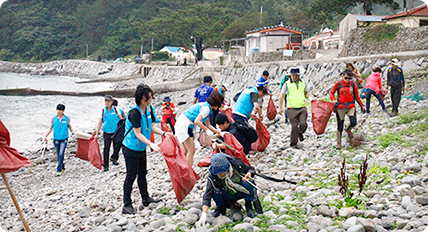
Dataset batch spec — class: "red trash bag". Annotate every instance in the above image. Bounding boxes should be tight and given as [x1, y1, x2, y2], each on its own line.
[159, 136, 200, 204]
[0, 120, 33, 173]
[251, 116, 271, 152]
[197, 133, 250, 167]
[160, 120, 172, 133]
[380, 89, 388, 101]
[76, 138, 91, 161]
[219, 108, 234, 122]
[198, 130, 212, 147]
[311, 100, 335, 135]
[88, 136, 103, 170]
[267, 96, 277, 120]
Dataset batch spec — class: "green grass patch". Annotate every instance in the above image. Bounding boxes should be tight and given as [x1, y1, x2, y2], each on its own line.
[158, 206, 170, 215]
[398, 110, 428, 124]
[378, 133, 402, 148]
[363, 24, 400, 42]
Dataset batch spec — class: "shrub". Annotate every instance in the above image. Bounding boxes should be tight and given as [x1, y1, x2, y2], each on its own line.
[363, 24, 400, 42]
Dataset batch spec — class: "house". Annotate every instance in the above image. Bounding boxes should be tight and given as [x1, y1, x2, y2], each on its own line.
[382, 4, 428, 27]
[202, 48, 224, 60]
[303, 28, 339, 50]
[339, 14, 386, 49]
[159, 46, 185, 59]
[245, 22, 303, 57]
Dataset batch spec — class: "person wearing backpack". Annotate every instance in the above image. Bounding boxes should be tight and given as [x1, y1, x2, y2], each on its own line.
[386, 58, 405, 117]
[279, 68, 309, 149]
[121, 84, 172, 214]
[279, 73, 290, 123]
[215, 113, 257, 155]
[330, 69, 365, 150]
[95, 95, 124, 171]
[161, 96, 176, 134]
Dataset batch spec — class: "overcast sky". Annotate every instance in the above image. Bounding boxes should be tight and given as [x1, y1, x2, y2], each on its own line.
[0, 0, 6, 8]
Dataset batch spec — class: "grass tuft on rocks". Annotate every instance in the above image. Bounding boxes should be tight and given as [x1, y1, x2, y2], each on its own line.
[363, 24, 400, 42]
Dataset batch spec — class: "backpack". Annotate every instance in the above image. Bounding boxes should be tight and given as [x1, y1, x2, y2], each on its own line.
[280, 75, 290, 90]
[112, 107, 155, 144]
[233, 92, 242, 102]
[233, 120, 258, 144]
[335, 80, 358, 108]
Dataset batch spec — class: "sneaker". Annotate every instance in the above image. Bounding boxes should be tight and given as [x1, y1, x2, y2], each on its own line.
[103, 166, 109, 172]
[56, 171, 62, 176]
[382, 109, 388, 113]
[253, 197, 263, 215]
[298, 133, 305, 142]
[290, 143, 299, 149]
[336, 145, 342, 150]
[389, 111, 398, 117]
[110, 158, 119, 166]
[142, 197, 161, 207]
[122, 205, 136, 215]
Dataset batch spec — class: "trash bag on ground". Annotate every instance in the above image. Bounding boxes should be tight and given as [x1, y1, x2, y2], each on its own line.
[197, 133, 250, 167]
[266, 96, 277, 120]
[251, 116, 271, 152]
[311, 100, 334, 135]
[198, 130, 212, 147]
[159, 136, 200, 204]
[219, 108, 234, 123]
[0, 120, 33, 173]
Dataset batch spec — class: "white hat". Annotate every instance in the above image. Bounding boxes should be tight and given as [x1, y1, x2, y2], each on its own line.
[389, 58, 400, 66]
[221, 83, 230, 91]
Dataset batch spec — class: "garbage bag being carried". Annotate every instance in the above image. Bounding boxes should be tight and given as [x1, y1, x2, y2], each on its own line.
[251, 116, 271, 152]
[76, 133, 102, 170]
[75, 132, 92, 161]
[311, 100, 335, 135]
[219, 108, 234, 123]
[0, 120, 33, 173]
[198, 130, 212, 147]
[197, 133, 250, 167]
[159, 136, 200, 204]
[266, 96, 277, 120]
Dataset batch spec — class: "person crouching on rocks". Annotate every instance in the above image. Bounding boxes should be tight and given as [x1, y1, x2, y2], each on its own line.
[196, 153, 260, 228]
[121, 84, 172, 214]
[175, 91, 224, 166]
[329, 69, 365, 150]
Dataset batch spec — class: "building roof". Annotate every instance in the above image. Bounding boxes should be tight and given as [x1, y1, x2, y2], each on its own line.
[351, 14, 386, 22]
[245, 22, 303, 35]
[382, 4, 428, 20]
[161, 46, 182, 53]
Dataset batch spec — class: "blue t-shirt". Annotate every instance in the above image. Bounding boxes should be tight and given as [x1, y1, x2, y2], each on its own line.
[194, 83, 214, 103]
[256, 76, 268, 87]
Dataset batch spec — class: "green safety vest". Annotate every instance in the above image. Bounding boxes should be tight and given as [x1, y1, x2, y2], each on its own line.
[286, 78, 306, 108]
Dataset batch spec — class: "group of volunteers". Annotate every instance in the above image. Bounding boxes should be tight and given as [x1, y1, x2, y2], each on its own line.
[43, 58, 405, 222]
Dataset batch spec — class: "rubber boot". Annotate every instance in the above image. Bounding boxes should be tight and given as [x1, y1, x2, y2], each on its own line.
[336, 131, 342, 150]
[212, 205, 226, 217]
[245, 200, 255, 218]
[253, 196, 263, 214]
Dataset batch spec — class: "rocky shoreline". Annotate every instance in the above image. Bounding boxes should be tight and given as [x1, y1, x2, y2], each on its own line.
[1, 56, 428, 232]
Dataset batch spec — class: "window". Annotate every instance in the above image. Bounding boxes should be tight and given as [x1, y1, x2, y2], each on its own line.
[420, 20, 428, 27]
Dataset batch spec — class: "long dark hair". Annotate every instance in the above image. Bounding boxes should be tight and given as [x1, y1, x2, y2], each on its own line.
[135, 84, 153, 106]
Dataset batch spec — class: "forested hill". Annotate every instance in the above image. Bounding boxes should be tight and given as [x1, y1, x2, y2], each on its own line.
[0, 0, 423, 62]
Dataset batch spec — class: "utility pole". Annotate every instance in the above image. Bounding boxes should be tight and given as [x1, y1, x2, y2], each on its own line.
[260, 6, 263, 25]
[86, 44, 88, 58]
[151, 38, 154, 51]
[140, 45, 143, 56]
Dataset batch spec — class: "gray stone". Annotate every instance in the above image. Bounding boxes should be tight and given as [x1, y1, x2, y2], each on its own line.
[233, 223, 254, 232]
[268, 225, 288, 232]
[393, 207, 407, 216]
[417, 57, 425, 66]
[94, 216, 106, 225]
[185, 202, 202, 209]
[317, 205, 335, 217]
[295, 186, 310, 194]
[112, 218, 128, 227]
[364, 191, 380, 198]
[376, 60, 388, 67]
[346, 225, 364, 232]
[333, 230, 345, 232]
[183, 214, 198, 225]
[363, 210, 377, 219]
[212, 216, 232, 227]
[195, 228, 216, 232]
[359, 219, 376, 232]
[375, 225, 388, 232]
[406, 204, 423, 212]
[187, 208, 202, 216]
[95, 226, 113, 232]
[415, 195, 428, 205]
[150, 219, 165, 229]
[349, 209, 365, 217]
[352, 155, 366, 162]
[401, 176, 422, 186]
[401, 186, 416, 198]
[413, 186, 426, 195]
[401, 196, 412, 208]
[307, 222, 323, 232]
[136, 219, 149, 226]
[106, 225, 121, 232]
[339, 208, 352, 217]
[380, 217, 396, 229]
[79, 207, 91, 218]
[124, 220, 137, 231]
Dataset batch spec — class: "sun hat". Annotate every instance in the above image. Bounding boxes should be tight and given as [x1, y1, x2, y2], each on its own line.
[209, 153, 230, 175]
[164, 96, 171, 102]
[290, 68, 301, 75]
[221, 83, 230, 91]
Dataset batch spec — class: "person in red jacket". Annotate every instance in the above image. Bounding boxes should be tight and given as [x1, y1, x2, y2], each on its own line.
[330, 69, 365, 150]
[161, 96, 176, 134]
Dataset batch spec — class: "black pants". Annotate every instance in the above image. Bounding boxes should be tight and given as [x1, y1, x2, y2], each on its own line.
[166, 117, 175, 134]
[210, 108, 220, 127]
[103, 132, 121, 166]
[390, 86, 402, 113]
[122, 146, 149, 206]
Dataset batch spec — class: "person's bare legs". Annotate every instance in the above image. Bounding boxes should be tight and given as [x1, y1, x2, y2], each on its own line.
[183, 138, 195, 166]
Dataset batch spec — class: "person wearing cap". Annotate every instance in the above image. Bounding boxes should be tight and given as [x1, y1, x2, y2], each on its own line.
[44, 104, 75, 176]
[95, 95, 123, 171]
[195, 153, 260, 228]
[365, 65, 387, 114]
[279, 68, 309, 149]
[256, 71, 273, 110]
[330, 69, 365, 150]
[214, 83, 229, 96]
[193, 76, 214, 104]
[161, 96, 176, 134]
[387, 58, 405, 117]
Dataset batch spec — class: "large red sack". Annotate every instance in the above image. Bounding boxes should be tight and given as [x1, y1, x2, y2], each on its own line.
[251, 117, 271, 152]
[311, 100, 335, 135]
[197, 133, 250, 167]
[0, 120, 33, 173]
[160, 120, 172, 133]
[267, 96, 277, 120]
[198, 130, 212, 147]
[88, 136, 103, 170]
[76, 138, 91, 161]
[159, 136, 200, 204]
[219, 108, 234, 122]
[380, 89, 388, 101]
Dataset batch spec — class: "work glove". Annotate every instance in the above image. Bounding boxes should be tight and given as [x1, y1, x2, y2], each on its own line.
[211, 143, 218, 150]
[195, 212, 207, 228]
[361, 105, 366, 113]
[149, 143, 160, 152]
[206, 130, 215, 138]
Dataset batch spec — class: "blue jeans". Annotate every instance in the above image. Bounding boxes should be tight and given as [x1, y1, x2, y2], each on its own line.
[365, 88, 386, 113]
[212, 180, 255, 207]
[53, 139, 67, 172]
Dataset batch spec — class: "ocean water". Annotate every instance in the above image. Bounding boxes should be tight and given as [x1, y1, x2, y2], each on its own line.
[0, 73, 128, 152]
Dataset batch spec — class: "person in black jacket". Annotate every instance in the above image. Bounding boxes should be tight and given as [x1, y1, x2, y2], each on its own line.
[386, 58, 405, 117]
[215, 113, 250, 155]
[196, 153, 262, 228]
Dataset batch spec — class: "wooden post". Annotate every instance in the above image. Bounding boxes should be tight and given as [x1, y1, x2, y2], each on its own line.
[1, 173, 31, 232]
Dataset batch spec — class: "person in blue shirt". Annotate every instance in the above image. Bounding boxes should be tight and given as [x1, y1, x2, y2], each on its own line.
[95, 95, 124, 171]
[193, 76, 214, 104]
[256, 71, 273, 111]
[232, 86, 268, 122]
[44, 104, 75, 176]
[121, 84, 173, 215]
[175, 91, 224, 166]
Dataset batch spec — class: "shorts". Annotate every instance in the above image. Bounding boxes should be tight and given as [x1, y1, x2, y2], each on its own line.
[175, 114, 194, 143]
[337, 107, 356, 121]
